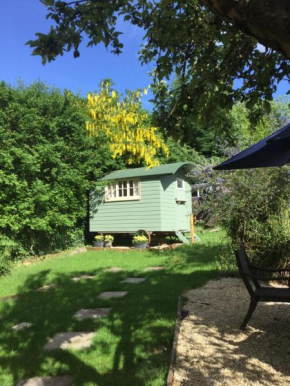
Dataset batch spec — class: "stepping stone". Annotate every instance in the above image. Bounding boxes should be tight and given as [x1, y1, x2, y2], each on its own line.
[73, 308, 111, 321]
[43, 332, 95, 350]
[12, 322, 33, 331]
[16, 375, 73, 386]
[121, 278, 146, 284]
[107, 267, 123, 273]
[0, 294, 20, 302]
[149, 244, 169, 250]
[144, 266, 164, 271]
[36, 284, 58, 292]
[97, 291, 127, 299]
[72, 275, 95, 282]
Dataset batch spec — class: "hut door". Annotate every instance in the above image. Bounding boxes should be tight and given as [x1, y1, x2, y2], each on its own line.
[175, 200, 188, 230]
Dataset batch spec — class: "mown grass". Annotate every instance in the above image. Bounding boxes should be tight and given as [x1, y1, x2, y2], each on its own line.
[0, 229, 225, 386]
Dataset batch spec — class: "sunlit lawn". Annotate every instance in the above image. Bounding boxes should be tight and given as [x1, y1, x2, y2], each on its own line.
[0, 230, 225, 386]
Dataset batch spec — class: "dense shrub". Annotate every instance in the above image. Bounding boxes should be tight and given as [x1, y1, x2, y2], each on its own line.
[0, 81, 120, 263]
[200, 167, 290, 268]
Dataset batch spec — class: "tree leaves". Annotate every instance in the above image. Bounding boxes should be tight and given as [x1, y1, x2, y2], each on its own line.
[28, 0, 290, 128]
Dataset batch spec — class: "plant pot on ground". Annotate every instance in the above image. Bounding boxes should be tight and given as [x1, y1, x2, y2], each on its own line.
[104, 234, 114, 248]
[132, 235, 149, 249]
[134, 243, 148, 249]
[94, 235, 104, 247]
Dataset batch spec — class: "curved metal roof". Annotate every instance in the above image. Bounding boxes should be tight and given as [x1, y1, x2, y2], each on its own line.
[101, 162, 195, 180]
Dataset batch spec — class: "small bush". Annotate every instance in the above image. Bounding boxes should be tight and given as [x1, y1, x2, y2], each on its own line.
[215, 243, 237, 272]
[216, 167, 290, 268]
[193, 166, 290, 268]
[0, 255, 11, 277]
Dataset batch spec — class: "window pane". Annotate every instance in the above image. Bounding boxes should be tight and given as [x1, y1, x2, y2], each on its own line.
[192, 189, 198, 197]
[118, 181, 123, 197]
[177, 179, 184, 189]
[134, 181, 139, 195]
[106, 179, 140, 200]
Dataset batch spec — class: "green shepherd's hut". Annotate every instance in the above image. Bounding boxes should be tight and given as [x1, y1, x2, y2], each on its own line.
[90, 162, 194, 244]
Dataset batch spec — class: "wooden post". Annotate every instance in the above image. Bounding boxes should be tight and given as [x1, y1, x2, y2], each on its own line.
[190, 214, 195, 244]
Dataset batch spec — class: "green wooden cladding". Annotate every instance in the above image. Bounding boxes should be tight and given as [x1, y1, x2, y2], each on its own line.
[90, 163, 194, 233]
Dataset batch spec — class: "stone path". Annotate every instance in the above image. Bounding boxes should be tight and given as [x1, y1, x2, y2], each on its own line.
[73, 308, 111, 321]
[16, 265, 161, 383]
[0, 294, 20, 302]
[17, 376, 73, 386]
[0, 281, 61, 303]
[98, 291, 127, 299]
[12, 322, 33, 331]
[72, 274, 95, 282]
[121, 278, 145, 284]
[144, 266, 164, 271]
[107, 267, 123, 272]
[36, 284, 58, 292]
[43, 332, 95, 350]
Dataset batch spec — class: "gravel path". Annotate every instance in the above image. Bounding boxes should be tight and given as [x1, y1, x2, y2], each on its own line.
[173, 278, 290, 386]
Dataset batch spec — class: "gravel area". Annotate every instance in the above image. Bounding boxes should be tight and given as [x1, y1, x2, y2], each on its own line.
[173, 278, 290, 386]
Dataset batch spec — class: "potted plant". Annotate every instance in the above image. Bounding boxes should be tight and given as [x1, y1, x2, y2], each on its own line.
[132, 235, 149, 249]
[104, 234, 114, 247]
[94, 234, 104, 247]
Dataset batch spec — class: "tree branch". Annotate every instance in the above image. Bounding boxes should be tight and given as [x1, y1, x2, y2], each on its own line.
[203, 0, 290, 59]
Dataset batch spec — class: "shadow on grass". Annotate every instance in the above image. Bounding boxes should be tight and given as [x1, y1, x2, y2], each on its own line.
[149, 243, 225, 269]
[0, 243, 221, 386]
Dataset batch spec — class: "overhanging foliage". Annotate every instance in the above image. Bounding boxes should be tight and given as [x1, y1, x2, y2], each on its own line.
[28, 1, 290, 127]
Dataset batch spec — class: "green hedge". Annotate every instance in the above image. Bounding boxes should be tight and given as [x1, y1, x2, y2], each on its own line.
[0, 81, 120, 263]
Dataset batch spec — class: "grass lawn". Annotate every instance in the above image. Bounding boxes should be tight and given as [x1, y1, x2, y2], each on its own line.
[0, 230, 225, 386]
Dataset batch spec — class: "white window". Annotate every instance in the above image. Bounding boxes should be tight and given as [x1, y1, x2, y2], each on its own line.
[177, 178, 184, 190]
[192, 189, 201, 198]
[105, 179, 140, 201]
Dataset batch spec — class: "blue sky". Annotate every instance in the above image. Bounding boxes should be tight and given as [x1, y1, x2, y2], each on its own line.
[0, 1, 153, 107]
[0, 0, 289, 111]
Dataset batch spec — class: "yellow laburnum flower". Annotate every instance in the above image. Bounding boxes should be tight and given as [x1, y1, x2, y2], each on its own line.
[86, 85, 169, 166]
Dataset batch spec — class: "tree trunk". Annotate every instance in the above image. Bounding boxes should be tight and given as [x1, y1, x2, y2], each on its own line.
[204, 0, 290, 59]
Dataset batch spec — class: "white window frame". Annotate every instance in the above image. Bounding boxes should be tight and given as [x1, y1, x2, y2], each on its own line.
[176, 178, 184, 190]
[192, 189, 201, 198]
[105, 179, 141, 202]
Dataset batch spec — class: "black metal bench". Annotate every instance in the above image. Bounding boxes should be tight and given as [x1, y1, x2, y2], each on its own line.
[235, 247, 290, 329]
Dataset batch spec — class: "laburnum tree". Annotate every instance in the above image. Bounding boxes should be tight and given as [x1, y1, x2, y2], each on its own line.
[86, 80, 169, 168]
[28, 0, 290, 130]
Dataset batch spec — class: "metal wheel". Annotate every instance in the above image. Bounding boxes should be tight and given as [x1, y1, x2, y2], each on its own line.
[136, 229, 152, 244]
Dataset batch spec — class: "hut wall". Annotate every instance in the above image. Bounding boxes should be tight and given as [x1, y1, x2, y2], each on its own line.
[90, 177, 162, 233]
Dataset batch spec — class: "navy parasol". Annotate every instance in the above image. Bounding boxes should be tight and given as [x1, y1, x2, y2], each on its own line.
[214, 123, 290, 170]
